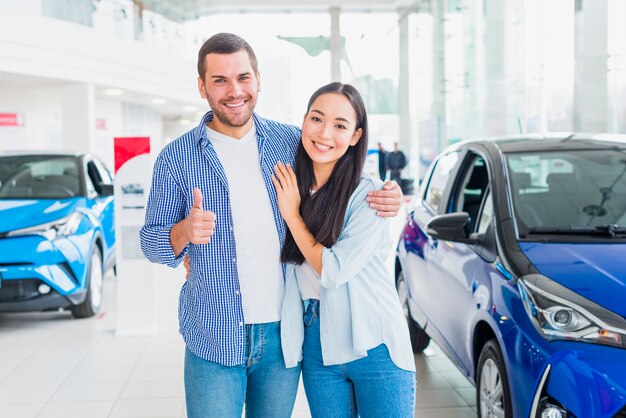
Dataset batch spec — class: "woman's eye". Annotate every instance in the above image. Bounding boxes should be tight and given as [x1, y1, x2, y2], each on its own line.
[336, 124, 347, 130]
[311, 116, 322, 122]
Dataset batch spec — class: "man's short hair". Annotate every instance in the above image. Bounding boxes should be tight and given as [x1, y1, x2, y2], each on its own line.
[197, 33, 259, 79]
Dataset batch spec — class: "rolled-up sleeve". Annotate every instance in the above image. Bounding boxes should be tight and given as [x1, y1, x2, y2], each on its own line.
[140, 152, 188, 268]
[319, 180, 388, 289]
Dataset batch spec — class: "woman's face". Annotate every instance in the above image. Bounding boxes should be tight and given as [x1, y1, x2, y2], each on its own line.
[301, 92, 362, 170]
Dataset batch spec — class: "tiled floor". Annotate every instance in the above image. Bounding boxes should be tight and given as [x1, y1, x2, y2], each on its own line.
[0, 271, 477, 418]
[0, 209, 477, 417]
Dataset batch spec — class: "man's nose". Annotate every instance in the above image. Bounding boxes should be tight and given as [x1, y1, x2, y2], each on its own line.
[228, 81, 243, 97]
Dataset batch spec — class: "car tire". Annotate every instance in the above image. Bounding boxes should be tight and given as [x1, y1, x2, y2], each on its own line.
[476, 339, 513, 418]
[71, 246, 104, 319]
[396, 269, 431, 353]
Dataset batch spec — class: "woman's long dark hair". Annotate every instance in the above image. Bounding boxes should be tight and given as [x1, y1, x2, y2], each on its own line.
[281, 82, 369, 265]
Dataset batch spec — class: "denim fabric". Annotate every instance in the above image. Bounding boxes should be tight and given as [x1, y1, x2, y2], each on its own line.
[184, 321, 301, 418]
[302, 303, 416, 418]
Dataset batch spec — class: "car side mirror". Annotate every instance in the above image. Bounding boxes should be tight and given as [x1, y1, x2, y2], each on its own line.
[426, 212, 475, 244]
[98, 183, 114, 197]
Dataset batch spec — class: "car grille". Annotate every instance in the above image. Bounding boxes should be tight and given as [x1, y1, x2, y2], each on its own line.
[615, 406, 626, 418]
[0, 279, 43, 302]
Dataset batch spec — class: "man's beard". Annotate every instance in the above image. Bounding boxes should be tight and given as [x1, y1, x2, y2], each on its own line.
[207, 95, 255, 128]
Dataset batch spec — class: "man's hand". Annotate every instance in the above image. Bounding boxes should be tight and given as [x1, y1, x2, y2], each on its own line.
[170, 188, 216, 256]
[366, 180, 403, 218]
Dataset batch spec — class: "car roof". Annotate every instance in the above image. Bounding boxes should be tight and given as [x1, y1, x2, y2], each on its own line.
[448, 133, 626, 153]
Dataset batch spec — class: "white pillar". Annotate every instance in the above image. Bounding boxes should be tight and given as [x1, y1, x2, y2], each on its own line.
[330, 7, 341, 82]
[61, 82, 96, 153]
[432, 0, 447, 152]
[483, 0, 507, 136]
[398, 7, 412, 170]
[574, 0, 608, 132]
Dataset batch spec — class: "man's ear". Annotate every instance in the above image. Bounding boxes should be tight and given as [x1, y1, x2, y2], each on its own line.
[256, 71, 261, 93]
[198, 77, 206, 99]
[350, 128, 363, 146]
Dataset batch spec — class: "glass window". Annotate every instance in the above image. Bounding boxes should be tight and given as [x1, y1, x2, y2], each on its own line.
[424, 151, 460, 212]
[453, 155, 490, 232]
[506, 149, 626, 232]
[476, 189, 494, 235]
[0, 155, 81, 199]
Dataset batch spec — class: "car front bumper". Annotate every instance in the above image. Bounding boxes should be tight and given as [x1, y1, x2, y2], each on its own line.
[0, 235, 88, 312]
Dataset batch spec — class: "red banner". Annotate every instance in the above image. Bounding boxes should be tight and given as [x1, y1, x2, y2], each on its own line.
[114, 137, 150, 173]
[0, 113, 25, 127]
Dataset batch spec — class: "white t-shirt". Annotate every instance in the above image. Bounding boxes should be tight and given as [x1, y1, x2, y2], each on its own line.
[207, 124, 283, 324]
[295, 261, 321, 301]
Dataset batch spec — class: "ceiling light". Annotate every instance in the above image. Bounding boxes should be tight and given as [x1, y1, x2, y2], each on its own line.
[152, 98, 167, 105]
[103, 88, 124, 96]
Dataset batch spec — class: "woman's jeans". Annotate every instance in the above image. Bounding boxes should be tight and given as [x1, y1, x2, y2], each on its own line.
[184, 321, 300, 418]
[302, 300, 416, 418]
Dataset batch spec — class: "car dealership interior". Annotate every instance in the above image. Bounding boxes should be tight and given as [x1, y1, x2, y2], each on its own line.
[1, 1, 625, 418]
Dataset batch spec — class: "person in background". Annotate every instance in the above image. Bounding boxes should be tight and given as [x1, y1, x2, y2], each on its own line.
[377, 142, 388, 180]
[387, 142, 408, 183]
[140, 32, 404, 418]
[273, 82, 416, 418]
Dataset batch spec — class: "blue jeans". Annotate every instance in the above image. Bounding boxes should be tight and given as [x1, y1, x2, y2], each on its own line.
[302, 300, 416, 418]
[184, 321, 301, 418]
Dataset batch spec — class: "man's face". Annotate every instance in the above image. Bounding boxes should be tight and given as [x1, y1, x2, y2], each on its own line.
[198, 50, 260, 137]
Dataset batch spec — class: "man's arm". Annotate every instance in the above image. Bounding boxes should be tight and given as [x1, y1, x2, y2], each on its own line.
[366, 180, 403, 218]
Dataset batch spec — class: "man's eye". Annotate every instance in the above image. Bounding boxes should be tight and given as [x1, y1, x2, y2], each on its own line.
[214, 79, 225, 84]
[240, 76, 250, 81]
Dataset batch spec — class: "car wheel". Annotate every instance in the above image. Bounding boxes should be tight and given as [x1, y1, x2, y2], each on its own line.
[71, 246, 103, 319]
[476, 339, 513, 418]
[396, 269, 430, 353]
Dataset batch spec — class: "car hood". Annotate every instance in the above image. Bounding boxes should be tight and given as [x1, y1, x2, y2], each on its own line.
[0, 199, 81, 234]
[519, 242, 626, 318]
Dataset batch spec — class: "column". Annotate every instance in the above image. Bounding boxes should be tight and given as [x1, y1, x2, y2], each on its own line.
[61, 82, 96, 153]
[432, 0, 447, 152]
[330, 7, 341, 82]
[574, 0, 608, 132]
[398, 6, 413, 174]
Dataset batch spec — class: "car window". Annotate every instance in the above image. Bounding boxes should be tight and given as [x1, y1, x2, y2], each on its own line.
[0, 155, 81, 199]
[453, 155, 490, 233]
[94, 159, 113, 184]
[507, 149, 626, 231]
[86, 160, 103, 195]
[424, 151, 460, 213]
[476, 188, 493, 235]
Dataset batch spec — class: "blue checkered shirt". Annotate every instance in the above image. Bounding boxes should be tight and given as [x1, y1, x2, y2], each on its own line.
[140, 112, 300, 366]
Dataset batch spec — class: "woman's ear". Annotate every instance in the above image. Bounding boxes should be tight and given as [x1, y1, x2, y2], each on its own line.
[349, 128, 363, 146]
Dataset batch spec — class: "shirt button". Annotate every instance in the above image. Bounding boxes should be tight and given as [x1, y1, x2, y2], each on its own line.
[230, 226, 233, 232]
[235, 290, 240, 296]
[239, 321, 244, 326]
[232, 258, 236, 263]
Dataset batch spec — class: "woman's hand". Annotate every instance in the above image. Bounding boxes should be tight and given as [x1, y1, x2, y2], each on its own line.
[270, 161, 301, 225]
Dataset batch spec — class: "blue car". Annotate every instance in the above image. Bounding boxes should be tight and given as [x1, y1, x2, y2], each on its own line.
[396, 134, 626, 418]
[0, 153, 115, 318]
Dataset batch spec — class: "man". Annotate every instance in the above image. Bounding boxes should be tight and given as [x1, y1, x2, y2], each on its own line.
[140, 33, 402, 418]
[377, 142, 388, 180]
[387, 141, 408, 183]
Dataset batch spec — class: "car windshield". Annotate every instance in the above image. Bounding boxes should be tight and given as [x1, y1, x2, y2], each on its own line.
[0, 155, 81, 199]
[506, 148, 626, 238]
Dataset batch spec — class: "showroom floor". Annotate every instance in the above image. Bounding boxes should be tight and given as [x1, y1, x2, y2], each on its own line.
[0, 208, 477, 418]
[0, 274, 478, 418]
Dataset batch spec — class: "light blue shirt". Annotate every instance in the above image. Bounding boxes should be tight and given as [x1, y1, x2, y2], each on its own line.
[280, 175, 416, 372]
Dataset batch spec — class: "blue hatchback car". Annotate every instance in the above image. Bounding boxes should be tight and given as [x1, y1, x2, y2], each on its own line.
[396, 134, 626, 418]
[0, 153, 115, 318]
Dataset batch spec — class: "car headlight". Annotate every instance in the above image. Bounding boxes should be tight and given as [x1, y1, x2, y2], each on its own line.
[518, 274, 626, 348]
[6, 212, 83, 240]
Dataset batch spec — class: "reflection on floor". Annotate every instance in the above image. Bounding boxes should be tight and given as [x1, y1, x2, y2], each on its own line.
[0, 270, 477, 418]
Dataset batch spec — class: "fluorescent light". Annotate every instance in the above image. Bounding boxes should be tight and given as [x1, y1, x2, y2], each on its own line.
[152, 98, 167, 105]
[103, 88, 124, 96]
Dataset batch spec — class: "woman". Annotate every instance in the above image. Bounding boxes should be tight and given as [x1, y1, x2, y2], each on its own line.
[272, 82, 415, 418]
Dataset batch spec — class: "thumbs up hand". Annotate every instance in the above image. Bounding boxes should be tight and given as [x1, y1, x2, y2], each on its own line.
[184, 187, 216, 245]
